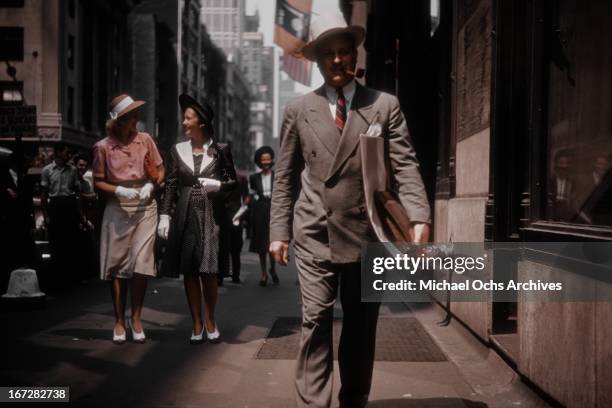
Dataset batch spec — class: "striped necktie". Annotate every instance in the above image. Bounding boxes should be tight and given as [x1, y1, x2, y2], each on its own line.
[335, 88, 346, 135]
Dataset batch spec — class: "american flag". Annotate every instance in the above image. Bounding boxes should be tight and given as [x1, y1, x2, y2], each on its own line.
[282, 52, 312, 86]
[274, 0, 313, 86]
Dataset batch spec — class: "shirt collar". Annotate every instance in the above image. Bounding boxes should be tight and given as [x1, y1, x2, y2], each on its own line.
[108, 131, 141, 148]
[325, 80, 356, 105]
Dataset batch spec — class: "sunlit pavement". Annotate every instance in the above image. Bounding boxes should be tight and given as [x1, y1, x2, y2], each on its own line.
[1, 246, 549, 407]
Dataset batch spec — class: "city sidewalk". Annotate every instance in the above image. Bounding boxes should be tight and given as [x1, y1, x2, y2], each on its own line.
[1, 249, 549, 408]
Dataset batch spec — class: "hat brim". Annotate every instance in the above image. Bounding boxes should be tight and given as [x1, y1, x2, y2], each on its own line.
[179, 94, 213, 124]
[302, 26, 366, 61]
[115, 100, 145, 119]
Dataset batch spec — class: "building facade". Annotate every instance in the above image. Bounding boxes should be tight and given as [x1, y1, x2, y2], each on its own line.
[341, 0, 612, 406]
[240, 11, 274, 162]
[0, 0, 136, 156]
[0, 0, 233, 155]
[200, 0, 245, 63]
[129, 0, 180, 149]
[222, 61, 251, 169]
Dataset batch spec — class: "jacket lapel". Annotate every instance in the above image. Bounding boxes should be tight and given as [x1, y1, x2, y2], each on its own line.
[200, 142, 220, 177]
[255, 172, 263, 196]
[325, 84, 376, 182]
[305, 86, 339, 157]
[175, 141, 194, 173]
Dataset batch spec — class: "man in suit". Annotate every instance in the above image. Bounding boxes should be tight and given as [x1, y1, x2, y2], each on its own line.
[269, 13, 431, 408]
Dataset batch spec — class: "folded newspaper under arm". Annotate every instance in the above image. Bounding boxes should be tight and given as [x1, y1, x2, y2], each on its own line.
[360, 120, 414, 253]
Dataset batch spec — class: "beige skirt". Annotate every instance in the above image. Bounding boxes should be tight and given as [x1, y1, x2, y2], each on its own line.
[100, 197, 158, 280]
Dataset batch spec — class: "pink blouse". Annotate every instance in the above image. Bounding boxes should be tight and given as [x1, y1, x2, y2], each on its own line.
[93, 132, 163, 184]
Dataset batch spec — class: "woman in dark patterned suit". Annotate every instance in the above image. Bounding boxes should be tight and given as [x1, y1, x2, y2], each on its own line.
[158, 94, 237, 344]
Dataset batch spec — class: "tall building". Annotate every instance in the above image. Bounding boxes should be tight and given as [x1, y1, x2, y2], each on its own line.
[129, 0, 181, 149]
[241, 31, 264, 95]
[277, 70, 300, 140]
[239, 10, 275, 158]
[200, 0, 245, 63]
[0, 0, 137, 156]
[223, 61, 251, 169]
[131, 0, 231, 148]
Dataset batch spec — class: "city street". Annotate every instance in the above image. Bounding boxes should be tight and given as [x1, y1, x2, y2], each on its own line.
[1, 248, 549, 408]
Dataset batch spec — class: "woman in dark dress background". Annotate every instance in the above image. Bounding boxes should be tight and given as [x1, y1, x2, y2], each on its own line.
[158, 94, 236, 343]
[249, 146, 278, 286]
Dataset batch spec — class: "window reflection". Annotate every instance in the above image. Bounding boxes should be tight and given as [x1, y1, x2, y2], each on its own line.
[546, 0, 612, 226]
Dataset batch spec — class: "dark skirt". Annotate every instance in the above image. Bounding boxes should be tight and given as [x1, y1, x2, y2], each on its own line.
[178, 186, 219, 276]
[249, 196, 271, 254]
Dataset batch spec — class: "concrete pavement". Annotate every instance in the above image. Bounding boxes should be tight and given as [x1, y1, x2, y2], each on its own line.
[1, 248, 550, 407]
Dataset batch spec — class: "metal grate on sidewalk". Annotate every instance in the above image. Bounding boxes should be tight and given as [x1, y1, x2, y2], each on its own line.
[256, 317, 447, 362]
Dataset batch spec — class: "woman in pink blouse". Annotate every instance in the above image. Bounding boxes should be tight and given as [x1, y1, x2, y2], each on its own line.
[93, 94, 164, 344]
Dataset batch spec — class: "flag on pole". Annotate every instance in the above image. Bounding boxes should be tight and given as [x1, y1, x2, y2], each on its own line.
[282, 52, 312, 86]
[274, 0, 313, 86]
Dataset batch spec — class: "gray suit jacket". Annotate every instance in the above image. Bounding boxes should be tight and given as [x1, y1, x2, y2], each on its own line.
[270, 83, 430, 263]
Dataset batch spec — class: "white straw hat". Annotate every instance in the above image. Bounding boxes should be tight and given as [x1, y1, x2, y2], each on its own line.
[302, 13, 366, 61]
[108, 94, 145, 120]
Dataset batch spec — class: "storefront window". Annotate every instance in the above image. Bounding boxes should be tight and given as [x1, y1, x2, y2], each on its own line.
[546, 0, 612, 226]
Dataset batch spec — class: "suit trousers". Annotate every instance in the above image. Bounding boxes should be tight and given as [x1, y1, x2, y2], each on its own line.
[295, 256, 380, 408]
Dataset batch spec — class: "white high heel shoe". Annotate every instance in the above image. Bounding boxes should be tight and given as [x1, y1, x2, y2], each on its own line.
[190, 327, 205, 344]
[113, 327, 126, 344]
[128, 319, 146, 344]
[206, 325, 220, 343]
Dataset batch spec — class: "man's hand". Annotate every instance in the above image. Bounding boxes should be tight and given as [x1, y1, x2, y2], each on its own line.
[411, 223, 430, 244]
[269, 240, 290, 266]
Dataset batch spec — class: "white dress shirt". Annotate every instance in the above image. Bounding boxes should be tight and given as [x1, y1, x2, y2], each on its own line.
[325, 80, 356, 121]
[261, 173, 272, 198]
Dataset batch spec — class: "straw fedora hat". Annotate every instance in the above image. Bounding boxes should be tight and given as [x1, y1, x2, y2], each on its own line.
[108, 94, 145, 120]
[302, 13, 366, 61]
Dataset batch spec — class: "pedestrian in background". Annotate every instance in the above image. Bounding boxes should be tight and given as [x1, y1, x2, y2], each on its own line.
[249, 146, 278, 286]
[75, 154, 94, 195]
[93, 94, 164, 344]
[219, 170, 250, 284]
[40, 143, 81, 289]
[75, 154, 97, 280]
[0, 149, 37, 292]
[158, 94, 237, 344]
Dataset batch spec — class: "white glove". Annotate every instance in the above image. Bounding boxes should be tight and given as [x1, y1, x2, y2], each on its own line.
[232, 204, 249, 226]
[115, 186, 139, 200]
[199, 177, 221, 192]
[158, 215, 171, 239]
[139, 182, 155, 200]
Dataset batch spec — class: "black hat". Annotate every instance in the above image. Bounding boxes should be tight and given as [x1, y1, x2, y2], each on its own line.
[179, 94, 215, 125]
[254, 145, 275, 167]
